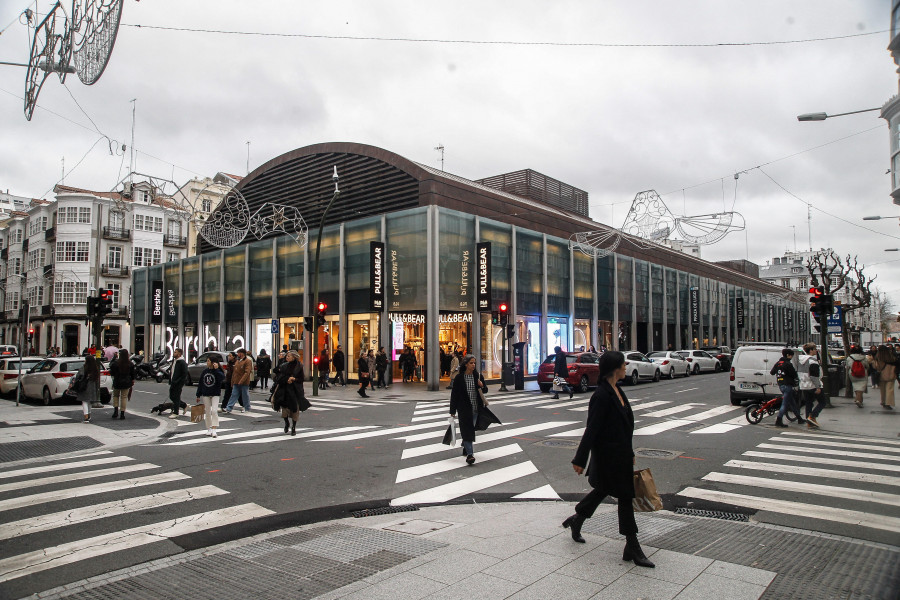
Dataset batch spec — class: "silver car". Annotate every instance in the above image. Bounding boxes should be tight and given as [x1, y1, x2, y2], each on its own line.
[20, 358, 112, 405]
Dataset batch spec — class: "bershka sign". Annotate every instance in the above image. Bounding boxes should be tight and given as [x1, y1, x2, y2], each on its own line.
[166, 288, 176, 319]
[689, 288, 699, 325]
[370, 241, 384, 311]
[735, 297, 745, 328]
[476, 242, 491, 311]
[151, 280, 163, 324]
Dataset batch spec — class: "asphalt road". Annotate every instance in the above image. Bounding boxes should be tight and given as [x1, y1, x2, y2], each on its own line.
[1, 371, 897, 598]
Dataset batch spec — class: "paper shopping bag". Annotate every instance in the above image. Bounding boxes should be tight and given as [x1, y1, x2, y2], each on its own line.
[632, 468, 663, 512]
[190, 404, 205, 423]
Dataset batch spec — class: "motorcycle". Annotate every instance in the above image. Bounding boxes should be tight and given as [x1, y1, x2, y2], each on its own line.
[135, 352, 166, 381]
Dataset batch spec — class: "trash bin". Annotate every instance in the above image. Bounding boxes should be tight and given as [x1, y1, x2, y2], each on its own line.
[826, 363, 843, 393]
[502, 362, 514, 386]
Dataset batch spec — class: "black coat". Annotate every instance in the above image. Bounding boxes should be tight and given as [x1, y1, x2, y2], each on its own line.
[109, 360, 135, 390]
[256, 356, 272, 378]
[449, 371, 500, 442]
[554, 352, 569, 378]
[332, 350, 345, 371]
[572, 379, 635, 499]
[273, 360, 309, 413]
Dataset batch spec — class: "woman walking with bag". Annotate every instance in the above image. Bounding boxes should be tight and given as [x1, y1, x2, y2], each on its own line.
[108, 350, 135, 419]
[196, 358, 225, 437]
[562, 350, 655, 568]
[552, 346, 574, 400]
[449, 355, 489, 465]
[272, 350, 309, 435]
[73, 355, 101, 423]
[357, 351, 370, 398]
[875, 345, 896, 410]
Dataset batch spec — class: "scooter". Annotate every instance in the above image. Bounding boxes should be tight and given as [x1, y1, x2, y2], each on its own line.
[135, 352, 166, 381]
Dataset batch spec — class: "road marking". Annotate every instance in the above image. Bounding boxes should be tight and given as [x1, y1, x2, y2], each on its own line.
[413, 406, 450, 416]
[768, 436, 900, 454]
[633, 419, 694, 435]
[169, 428, 238, 439]
[539, 398, 592, 409]
[391, 461, 539, 506]
[230, 426, 378, 444]
[629, 401, 672, 412]
[678, 487, 900, 533]
[779, 431, 900, 446]
[640, 403, 703, 418]
[400, 422, 579, 459]
[691, 423, 742, 434]
[672, 387, 698, 394]
[682, 405, 741, 421]
[162, 428, 310, 446]
[0, 485, 227, 541]
[756, 443, 900, 462]
[0, 503, 274, 583]
[742, 450, 900, 473]
[505, 398, 571, 408]
[0, 455, 132, 480]
[0, 463, 161, 493]
[411, 413, 453, 423]
[547, 427, 586, 438]
[0, 472, 191, 512]
[512, 484, 561, 500]
[314, 420, 457, 441]
[701, 472, 900, 506]
[396, 444, 522, 483]
[724, 460, 900, 487]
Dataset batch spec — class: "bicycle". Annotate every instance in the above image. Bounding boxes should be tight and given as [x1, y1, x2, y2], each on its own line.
[744, 382, 800, 425]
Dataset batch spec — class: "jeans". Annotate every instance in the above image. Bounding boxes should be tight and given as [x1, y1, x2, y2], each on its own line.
[802, 389, 826, 419]
[226, 384, 250, 412]
[333, 371, 345, 385]
[777, 384, 799, 421]
[462, 412, 477, 456]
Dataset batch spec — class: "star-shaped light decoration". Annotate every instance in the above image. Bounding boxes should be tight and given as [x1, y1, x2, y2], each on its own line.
[248, 202, 308, 248]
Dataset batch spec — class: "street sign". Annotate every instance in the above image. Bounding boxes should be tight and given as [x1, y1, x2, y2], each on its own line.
[827, 306, 842, 334]
[271, 319, 279, 333]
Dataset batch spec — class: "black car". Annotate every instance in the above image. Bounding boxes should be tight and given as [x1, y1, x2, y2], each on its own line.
[701, 346, 732, 370]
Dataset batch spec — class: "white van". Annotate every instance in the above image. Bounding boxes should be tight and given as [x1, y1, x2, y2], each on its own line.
[728, 345, 801, 405]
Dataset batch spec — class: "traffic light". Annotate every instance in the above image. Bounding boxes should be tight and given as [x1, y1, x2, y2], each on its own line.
[820, 294, 834, 316]
[86, 296, 97, 319]
[97, 289, 114, 320]
[498, 302, 509, 326]
[316, 301, 327, 328]
[506, 324, 515, 339]
[491, 311, 500, 325]
[313, 356, 319, 365]
[304, 317, 314, 332]
[808, 286, 828, 321]
[27, 326, 34, 341]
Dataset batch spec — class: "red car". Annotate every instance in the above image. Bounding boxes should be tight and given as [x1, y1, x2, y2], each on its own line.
[537, 352, 601, 393]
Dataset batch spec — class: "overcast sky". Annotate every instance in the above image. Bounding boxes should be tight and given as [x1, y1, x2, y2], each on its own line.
[1, 1, 897, 309]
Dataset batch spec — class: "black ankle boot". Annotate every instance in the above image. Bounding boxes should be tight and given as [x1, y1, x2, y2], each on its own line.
[562, 514, 586, 543]
[111, 407, 119, 418]
[283, 418, 290, 434]
[290, 420, 297, 436]
[623, 535, 655, 568]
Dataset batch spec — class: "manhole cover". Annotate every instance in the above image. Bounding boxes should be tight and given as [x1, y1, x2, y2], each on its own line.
[634, 448, 683, 460]
[383, 519, 453, 535]
[536, 439, 578, 449]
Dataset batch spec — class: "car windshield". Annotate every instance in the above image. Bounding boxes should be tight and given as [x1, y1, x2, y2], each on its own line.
[646, 352, 667, 358]
[675, 351, 691, 358]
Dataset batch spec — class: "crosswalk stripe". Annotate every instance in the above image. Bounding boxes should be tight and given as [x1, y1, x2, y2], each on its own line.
[310, 398, 374, 407]
[512, 484, 561, 499]
[398, 422, 465, 443]
[400, 422, 579, 460]
[673, 387, 698, 394]
[539, 398, 591, 410]
[678, 487, 900, 533]
[390, 461, 539, 506]
[768, 436, 900, 454]
[548, 427, 586, 438]
[396, 444, 522, 483]
[0, 463, 161, 493]
[0, 503, 274, 583]
[411, 413, 452, 423]
[629, 401, 672, 412]
[414, 406, 450, 415]
[691, 423, 742, 434]
[0, 485, 228, 541]
[314, 420, 452, 442]
[230, 426, 379, 444]
[779, 431, 900, 446]
[743, 450, 900, 473]
[640, 403, 703, 418]
[0, 472, 191, 512]
[163, 428, 310, 446]
[682, 405, 741, 421]
[633, 419, 694, 435]
[724, 459, 900, 487]
[505, 398, 568, 408]
[169, 428, 238, 440]
[0, 455, 132, 480]
[701, 472, 900, 506]
[756, 443, 900, 462]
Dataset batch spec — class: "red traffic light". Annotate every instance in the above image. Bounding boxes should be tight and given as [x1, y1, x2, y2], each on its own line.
[28, 327, 34, 335]
[499, 302, 508, 313]
[808, 287, 821, 296]
[317, 302, 327, 313]
[313, 356, 319, 364]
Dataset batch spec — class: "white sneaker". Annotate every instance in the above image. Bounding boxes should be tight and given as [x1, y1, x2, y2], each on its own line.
[240, 408, 245, 413]
[206, 428, 212, 436]
[168, 413, 178, 419]
[211, 429, 217, 438]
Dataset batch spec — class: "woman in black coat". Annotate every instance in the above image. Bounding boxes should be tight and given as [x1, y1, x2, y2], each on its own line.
[552, 345, 574, 400]
[563, 350, 655, 568]
[272, 351, 309, 436]
[449, 355, 494, 465]
[256, 349, 272, 390]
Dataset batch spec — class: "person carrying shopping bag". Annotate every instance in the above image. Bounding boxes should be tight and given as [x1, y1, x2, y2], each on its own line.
[272, 350, 309, 436]
[449, 355, 498, 465]
[196, 358, 225, 437]
[552, 346, 574, 400]
[72, 355, 101, 423]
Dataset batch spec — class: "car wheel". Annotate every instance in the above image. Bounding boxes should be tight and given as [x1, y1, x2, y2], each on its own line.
[579, 375, 590, 393]
[539, 383, 551, 393]
[665, 367, 674, 380]
[630, 371, 639, 386]
[42, 387, 52, 406]
[155, 373, 164, 383]
[652, 369, 660, 382]
[714, 363, 722, 373]
[729, 391, 743, 406]
[185, 373, 192, 387]
[693, 364, 700, 375]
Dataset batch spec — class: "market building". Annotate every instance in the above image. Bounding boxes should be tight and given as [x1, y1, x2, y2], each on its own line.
[129, 142, 808, 390]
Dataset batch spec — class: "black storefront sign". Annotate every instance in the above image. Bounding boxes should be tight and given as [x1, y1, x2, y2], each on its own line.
[767, 305, 775, 330]
[151, 280, 163, 324]
[166, 287, 177, 319]
[735, 297, 744, 328]
[370, 241, 384, 311]
[476, 242, 491, 311]
[689, 288, 699, 325]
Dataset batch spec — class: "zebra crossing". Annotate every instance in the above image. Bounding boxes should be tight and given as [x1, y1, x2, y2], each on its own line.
[0, 450, 274, 585]
[488, 389, 748, 436]
[677, 431, 900, 534]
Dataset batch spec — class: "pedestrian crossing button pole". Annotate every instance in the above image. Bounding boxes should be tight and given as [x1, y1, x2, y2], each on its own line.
[498, 303, 510, 391]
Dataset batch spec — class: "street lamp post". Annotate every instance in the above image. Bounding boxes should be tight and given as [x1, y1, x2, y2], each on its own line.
[797, 108, 880, 121]
[863, 215, 900, 221]
[310, 167, 340, 397]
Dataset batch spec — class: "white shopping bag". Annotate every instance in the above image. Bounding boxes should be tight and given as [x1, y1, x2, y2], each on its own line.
[442, 416, 458, 447]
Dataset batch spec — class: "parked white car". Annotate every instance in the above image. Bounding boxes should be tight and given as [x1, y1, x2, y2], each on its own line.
[0, 357, 44, 396]
[646, 351, 691, 379]
[622, 351, 661, 385]
[20, 358, 112, 405]
[676, 350, 722, 375]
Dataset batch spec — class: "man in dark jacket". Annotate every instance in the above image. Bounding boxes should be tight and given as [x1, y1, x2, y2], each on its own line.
[331, 345, 345, 386]
[168, 348, 188, 417]
[552, 346, 574, 400]
[770, 348, 805, 427]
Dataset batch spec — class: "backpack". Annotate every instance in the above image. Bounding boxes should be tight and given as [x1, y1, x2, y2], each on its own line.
[850, 359, 865, 379]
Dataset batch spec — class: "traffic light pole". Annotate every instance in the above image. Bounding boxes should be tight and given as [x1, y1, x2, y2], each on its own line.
[310, 170, 340, 397]
[16, 302, 29, 407]
[500, 327, 508, 392]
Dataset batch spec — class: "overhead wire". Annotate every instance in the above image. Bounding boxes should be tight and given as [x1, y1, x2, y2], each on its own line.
[121, 23, 887, 48]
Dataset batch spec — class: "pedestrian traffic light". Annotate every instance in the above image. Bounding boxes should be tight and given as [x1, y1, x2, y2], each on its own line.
[313, 356, 319, 365]
[27, 326, 34, 341]
[304, 317, 314, 332]
[820, 294, 834, 315]
[97, 289, 113, 320]
[86, 296, 97, 319]
[316, 301, 327, 327]
[506, 324, 515, 339]
[498, 302, 509, 326]
[491, 311, 500, 325]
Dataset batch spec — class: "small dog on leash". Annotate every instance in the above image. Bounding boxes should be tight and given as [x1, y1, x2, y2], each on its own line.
[150, 401, 175, 415]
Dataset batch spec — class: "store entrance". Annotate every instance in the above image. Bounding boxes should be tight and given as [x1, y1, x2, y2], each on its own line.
[439, 312, 471, 381]
[389, 312, 425, 383]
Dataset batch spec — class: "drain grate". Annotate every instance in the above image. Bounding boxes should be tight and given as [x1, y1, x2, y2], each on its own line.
[635, 448, 682, 459]
[674, 507, 750, 521]
[536, 439, 578, 449]
[351, 505, 419, 518]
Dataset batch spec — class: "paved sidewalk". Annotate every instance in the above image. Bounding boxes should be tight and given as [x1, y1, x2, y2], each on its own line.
[27, 501, 899, 600]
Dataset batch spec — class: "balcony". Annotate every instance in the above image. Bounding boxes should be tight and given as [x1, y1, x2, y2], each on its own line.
[163, 234, 187, 248]
[102, 227, 131, 241]
[44, 227, 55, 241]
[43, 264, 53, 279]
[41, 304, 54, 316]
[108, 306, 128, 317]
[100, 264, 130, 278]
